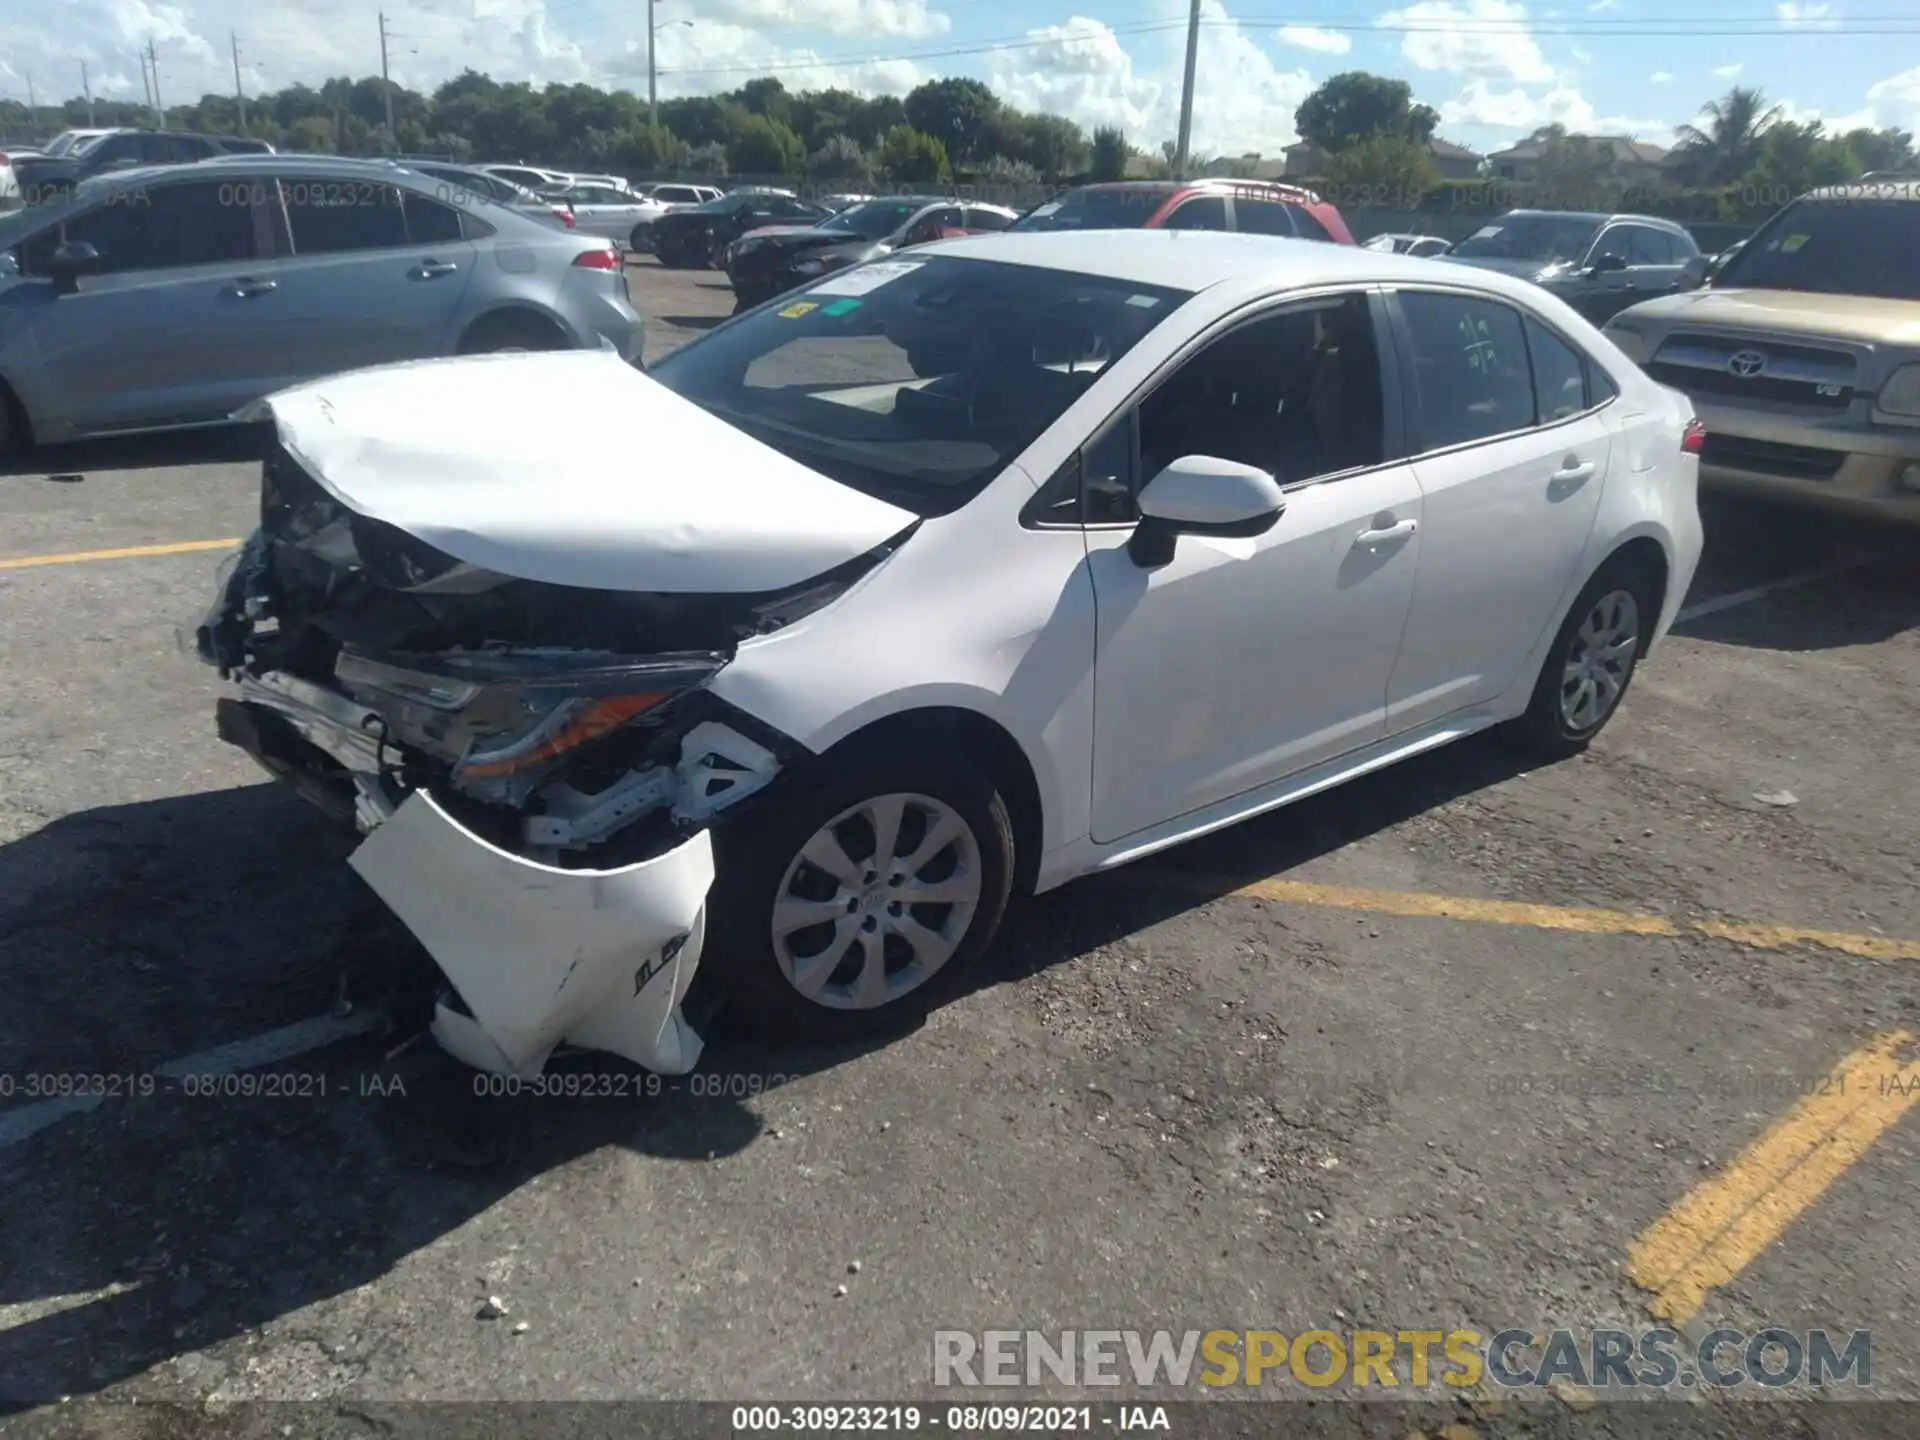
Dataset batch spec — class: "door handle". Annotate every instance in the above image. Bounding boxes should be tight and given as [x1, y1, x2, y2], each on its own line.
[409, 260, 459, 279]
[1353, 518, 1417, 548]
[225, 278, 277, 298]
[1551, 458, 1597, 486]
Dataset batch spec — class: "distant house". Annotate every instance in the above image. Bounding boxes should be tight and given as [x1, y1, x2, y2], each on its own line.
[1282, 137, 1483, 180]
[1485, 135, 1671, 183]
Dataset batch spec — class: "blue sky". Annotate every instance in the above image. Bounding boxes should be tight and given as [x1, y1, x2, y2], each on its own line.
[2, 0, 1915, 157]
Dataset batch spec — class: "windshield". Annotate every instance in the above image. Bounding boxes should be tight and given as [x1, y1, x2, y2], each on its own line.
[70, 132, 116, 158]
[1714, 197, 1920, 300]
[1449, 214, 1601, 264]
[648, 255, 1190, 516]
[1012, 188, 1170, 233]
[822, 200, 924, 239]
[692, 195, 744, 215]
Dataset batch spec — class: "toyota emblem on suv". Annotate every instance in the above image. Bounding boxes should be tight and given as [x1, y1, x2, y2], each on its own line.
[1727, 349, 1768, 378]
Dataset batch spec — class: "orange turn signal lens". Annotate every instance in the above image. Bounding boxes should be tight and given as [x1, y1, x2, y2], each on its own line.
[456, 692, 668, 779]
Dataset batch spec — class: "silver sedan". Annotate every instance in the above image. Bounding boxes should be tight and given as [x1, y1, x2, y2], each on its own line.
[0, 154, 645, 451]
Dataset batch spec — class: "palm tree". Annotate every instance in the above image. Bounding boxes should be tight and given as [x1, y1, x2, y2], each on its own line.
[1672, 86, 1781, 184]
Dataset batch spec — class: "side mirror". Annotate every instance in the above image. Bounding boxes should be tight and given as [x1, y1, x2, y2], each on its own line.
[1675, 255, 1710, 291]
[45, 240, 102, 295]
[1588, 252, 1628, 275]
[1128, 455, 1286, 568]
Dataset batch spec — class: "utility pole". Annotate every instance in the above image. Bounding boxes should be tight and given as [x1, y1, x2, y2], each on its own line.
[82, 61, 95, 125]
[378, 12, 396, 143]
[147, 41, 164, 127]
[231, 32, 248, 132]
[138, 50, 153, 112]
[647, 0, 658, 131]
[1173, 0, 1202, 179]
[24, 73, 36, 123]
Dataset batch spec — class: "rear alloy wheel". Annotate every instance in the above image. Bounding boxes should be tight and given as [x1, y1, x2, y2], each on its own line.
[704, 748, 1015, 1043]
[1502, 556, 1656, 759]
[629, 223, 654, 253]
[456, 314, 569, 355]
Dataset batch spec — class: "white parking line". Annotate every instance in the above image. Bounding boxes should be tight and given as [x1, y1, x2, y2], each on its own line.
[0, 1009, 387, 1154]
[1674, 558, 1867, 625]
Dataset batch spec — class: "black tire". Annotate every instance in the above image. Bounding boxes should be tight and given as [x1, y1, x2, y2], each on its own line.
[1500, 552, 1659, 759]
[703, 745, 1016, 1045]
[629, 223, 653, 253]
[455, 312, 570, 355]
[0, 381, 28, 455]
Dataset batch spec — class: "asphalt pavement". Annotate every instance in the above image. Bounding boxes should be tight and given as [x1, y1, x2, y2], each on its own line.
[1, 257, 1918, 1438]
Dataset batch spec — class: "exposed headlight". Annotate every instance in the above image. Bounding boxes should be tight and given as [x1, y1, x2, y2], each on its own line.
[1876, 363, 1920, 417]
[335, 649, 727, 805]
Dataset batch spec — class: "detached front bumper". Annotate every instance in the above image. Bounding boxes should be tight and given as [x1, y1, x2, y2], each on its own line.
[351, 791, 712, 1078]
[218, 669, 715, 1078]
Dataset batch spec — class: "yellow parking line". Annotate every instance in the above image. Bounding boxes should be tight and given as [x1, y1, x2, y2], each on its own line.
[1214, 877, 1920, 962]
[1624, 1030, 1920, 1325]
[0, 538, 242, 571]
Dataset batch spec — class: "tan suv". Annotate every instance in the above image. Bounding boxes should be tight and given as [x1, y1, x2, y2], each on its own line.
[1602, 179, 1920, 519]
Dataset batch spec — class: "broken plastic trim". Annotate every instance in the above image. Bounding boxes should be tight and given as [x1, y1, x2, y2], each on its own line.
[348, 789, 714, 1077]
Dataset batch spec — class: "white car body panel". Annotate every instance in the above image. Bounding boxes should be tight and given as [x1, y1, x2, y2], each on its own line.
[244, 348, 918, 593]
[349, 791, 712, 1077]
[216, 231, 1703, 1075]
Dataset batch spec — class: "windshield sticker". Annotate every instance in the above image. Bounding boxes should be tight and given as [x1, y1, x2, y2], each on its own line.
[808, 260, 924, 296]
[1126, 294, 1162, 308]
[778, 300, 818, 319]
[1470, 225, 1502, 239]
[821, 297, 863, 316]
[1779, 233, 1810, 253]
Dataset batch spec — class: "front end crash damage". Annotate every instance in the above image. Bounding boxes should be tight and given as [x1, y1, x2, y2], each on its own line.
[198, 439, 907, 1077]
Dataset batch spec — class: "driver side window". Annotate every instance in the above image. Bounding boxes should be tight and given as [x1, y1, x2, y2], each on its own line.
[1032, 293, 1389, 527]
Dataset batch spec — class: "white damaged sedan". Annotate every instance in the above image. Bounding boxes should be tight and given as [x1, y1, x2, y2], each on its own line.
[198, 231, 1704, 1078]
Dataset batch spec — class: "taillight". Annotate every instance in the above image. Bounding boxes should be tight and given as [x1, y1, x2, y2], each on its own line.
[572, 247, 620, 270]
[552, 206, 575, 228]
[1681, 418, 1705, 455]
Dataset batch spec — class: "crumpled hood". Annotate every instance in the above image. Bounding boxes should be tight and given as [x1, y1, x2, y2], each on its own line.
[242, 349, 918, 595]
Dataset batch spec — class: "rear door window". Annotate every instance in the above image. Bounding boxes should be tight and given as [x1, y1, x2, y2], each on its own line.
[1162, 195, 1227, 230]
[1398, 291, 1536, 449]
[1234, 199, 1296, 236]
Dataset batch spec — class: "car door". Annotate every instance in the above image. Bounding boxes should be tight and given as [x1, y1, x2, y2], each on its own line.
[247, 175, 479, 379]
[1082, 289, 1425, 842]
[563, 185, 623, 241]
[1382, 288, 1613, 732]
[1560, 222, 1670, 323]
[13, 176, 283, 432]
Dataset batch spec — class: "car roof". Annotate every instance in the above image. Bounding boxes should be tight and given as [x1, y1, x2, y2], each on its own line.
[921, 228, 1554, 298]
[72, 156, 561, 224]
[1804, 178, 1920, 201]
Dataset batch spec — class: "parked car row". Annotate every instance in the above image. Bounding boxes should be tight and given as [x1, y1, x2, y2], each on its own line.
[0, 153, 645, 451]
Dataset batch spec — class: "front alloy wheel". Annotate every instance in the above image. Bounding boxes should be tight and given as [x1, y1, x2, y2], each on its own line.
[704, 748, 1016, 1042]
[773, 793, 983, 1011]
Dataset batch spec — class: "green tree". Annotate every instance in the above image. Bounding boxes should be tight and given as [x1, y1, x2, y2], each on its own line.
[1321, 133, 1440, 205]
[1017, 112, 1089, 177]
[1294, 72, 1439, 154]
[734, 77, 794, 127]
[730, 112, 804, 177]
[1090, 126, 1128, 182]
[881, 124, 949, 183]
[1834, 125, 1915, 174]
[903, 77, 1000, 162]
[285, 116, 336, 152]
[685, 141, 730, 176]
[809, 134, 872, 181]
[1671, 86, 1781, 185]
[614, 124, 685, 173]
[1744, 120, 1860, 198]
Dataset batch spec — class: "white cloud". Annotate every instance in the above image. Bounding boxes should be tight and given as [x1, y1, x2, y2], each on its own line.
[1439, 77, 1672, 145]
[1378, 0, 1553, 85]
[1775, 2, 1837, 28]
[1276, 24, 1352, 55]
[1712, 62, 1744, 78]
[1649, 70, 1674, 83]
[1866, 64, 1920, 108]
[1569, 44, 1592, 63]
[987, 17, 1163, 140]
[990, 2, 1316, 156]
[698, 0, 950, 40]
[1587, 0, 1620, 8]
[640, 19, 929, 98]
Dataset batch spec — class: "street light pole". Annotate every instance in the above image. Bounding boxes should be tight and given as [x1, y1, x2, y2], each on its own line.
[1173, 0, 1202, 178]
[647, 0, 657, 131]
[378, 12, 397, 143]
